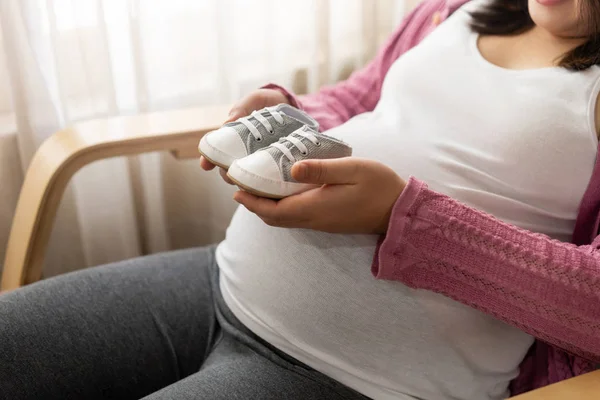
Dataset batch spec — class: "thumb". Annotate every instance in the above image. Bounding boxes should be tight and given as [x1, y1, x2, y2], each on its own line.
[223, 107, 246, 124]
[291, 157, 361, 185]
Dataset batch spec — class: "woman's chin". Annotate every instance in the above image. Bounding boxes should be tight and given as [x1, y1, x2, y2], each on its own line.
[528, 0, 582, 37]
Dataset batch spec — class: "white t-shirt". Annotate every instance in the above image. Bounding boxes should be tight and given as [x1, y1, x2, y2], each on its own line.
[217, 2, 600, 399]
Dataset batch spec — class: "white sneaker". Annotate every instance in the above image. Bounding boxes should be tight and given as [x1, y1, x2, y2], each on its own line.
[198, 104, 319, 169]
[227, 126, 353, 199]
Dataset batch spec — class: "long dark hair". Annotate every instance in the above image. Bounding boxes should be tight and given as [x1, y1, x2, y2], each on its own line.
[470, 0, 600, 71]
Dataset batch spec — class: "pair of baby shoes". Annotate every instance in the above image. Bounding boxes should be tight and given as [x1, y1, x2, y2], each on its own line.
[198, 104, 352, 199]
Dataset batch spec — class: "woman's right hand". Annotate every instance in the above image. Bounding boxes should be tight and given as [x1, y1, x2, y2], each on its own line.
[199, 88, 291, 184]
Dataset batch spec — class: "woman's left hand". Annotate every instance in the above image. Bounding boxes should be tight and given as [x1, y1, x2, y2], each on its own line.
[233, 157, 406, 234]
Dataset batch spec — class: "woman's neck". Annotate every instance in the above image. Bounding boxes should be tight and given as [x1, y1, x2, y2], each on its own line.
[524, 25, 587, 60]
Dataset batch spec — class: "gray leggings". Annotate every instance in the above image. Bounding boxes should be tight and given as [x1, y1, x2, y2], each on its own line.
[0, 246, 368, 400]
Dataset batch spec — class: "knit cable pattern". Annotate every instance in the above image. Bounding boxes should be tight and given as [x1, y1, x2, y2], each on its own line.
[375, 177, 598, 393]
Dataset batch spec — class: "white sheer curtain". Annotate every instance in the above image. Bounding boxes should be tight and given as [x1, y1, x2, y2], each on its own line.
[0, 0, 405, 277]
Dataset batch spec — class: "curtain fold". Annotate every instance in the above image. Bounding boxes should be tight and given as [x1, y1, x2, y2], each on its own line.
[0, 0, 405, 277]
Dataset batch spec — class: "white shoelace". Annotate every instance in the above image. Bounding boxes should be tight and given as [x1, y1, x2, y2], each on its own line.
[238, 108, 285, 141]
[271, 130, 321, 163]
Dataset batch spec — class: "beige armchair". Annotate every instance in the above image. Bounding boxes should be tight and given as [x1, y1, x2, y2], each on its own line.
[1, 106, 598, 399]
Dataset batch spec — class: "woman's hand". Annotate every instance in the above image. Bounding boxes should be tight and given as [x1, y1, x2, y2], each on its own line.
[233, 158, 406, 234]
[199, 88, 291, 183]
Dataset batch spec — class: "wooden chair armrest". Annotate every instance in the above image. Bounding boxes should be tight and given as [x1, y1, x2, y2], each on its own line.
[1, 105, 229, 291]
[511, 369, 600, 399]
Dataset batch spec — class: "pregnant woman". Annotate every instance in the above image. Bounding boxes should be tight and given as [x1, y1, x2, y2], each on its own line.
[2, 0, 600, 399]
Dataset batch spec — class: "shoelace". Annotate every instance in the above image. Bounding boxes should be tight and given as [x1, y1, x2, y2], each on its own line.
[271, 129, 321, 163]
[238, 108, 285, 141]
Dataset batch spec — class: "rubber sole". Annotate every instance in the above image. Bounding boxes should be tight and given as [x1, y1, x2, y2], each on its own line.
[226, 172, 287, 200]
[227, 161, 318, 199]
[198, 148, 231, 170]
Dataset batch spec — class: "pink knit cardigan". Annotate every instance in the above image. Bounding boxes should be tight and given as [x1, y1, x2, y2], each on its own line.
[266, 0, 600, 395]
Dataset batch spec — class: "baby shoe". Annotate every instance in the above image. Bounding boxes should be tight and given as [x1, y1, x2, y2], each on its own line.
[198, 104, 319, 169]
[227, 126, 352, 199]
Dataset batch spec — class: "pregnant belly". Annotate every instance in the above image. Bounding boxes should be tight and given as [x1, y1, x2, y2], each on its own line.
[216, 207, 534, 396]
[218, 207, 421, 346]
[218, 207, 385, 332]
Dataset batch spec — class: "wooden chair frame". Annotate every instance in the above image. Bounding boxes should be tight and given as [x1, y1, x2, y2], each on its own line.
[1, 105, 598, 398]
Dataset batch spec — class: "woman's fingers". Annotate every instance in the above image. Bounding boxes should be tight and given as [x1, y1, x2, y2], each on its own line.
[199, 156, 216, 171]
[199, 157, 234, 184]
[219, 168, 234, 185]
[225, 88, 290, 125]
[233, 191, 279, 217]
[233, 189, 319, 225]
[224, 105, 250, 124]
